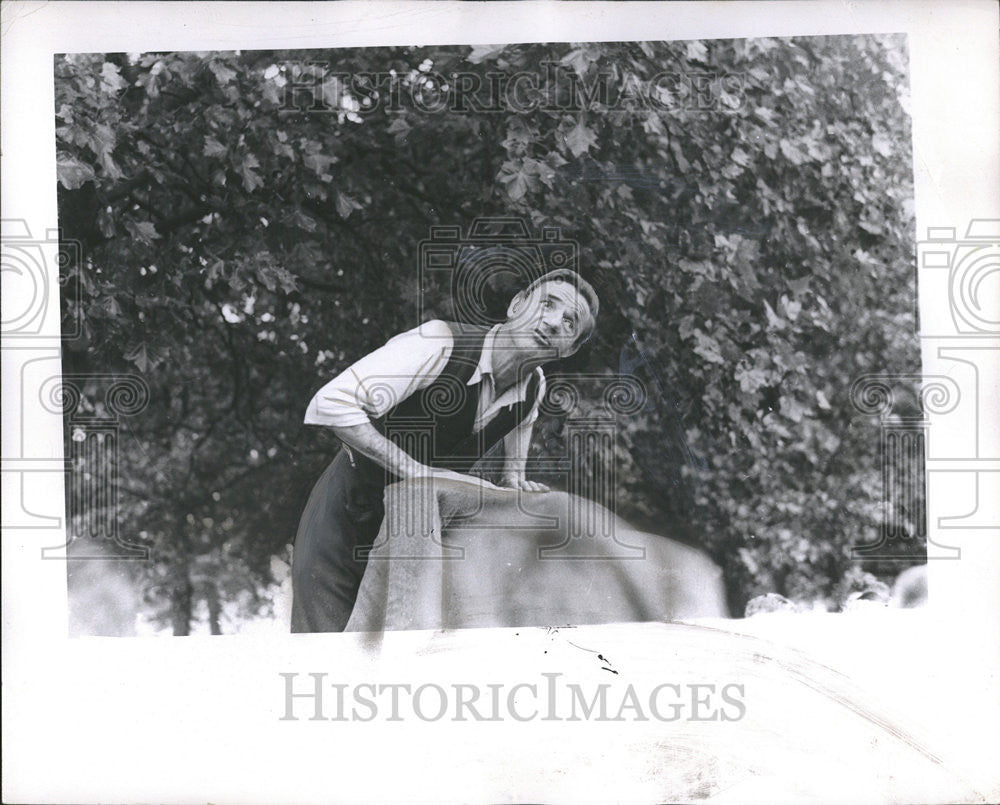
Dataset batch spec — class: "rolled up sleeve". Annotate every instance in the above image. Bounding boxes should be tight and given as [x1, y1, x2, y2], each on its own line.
[304, 320, 454, 428]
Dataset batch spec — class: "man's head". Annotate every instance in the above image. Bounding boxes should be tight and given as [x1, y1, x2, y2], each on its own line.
[503, 270, 599, 359]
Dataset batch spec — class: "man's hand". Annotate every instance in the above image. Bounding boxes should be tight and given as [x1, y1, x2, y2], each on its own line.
[500, 475, 550, 493]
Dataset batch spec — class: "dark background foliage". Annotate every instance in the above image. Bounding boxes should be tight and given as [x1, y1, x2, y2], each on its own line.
[55, 35, 923, 635]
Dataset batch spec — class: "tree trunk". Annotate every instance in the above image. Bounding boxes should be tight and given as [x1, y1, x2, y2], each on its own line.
[206, 584, 223, 636]
[171, 573, 193, 636]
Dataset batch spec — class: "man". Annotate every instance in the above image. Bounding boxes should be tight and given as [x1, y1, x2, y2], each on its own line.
[291, 268, 600, 632]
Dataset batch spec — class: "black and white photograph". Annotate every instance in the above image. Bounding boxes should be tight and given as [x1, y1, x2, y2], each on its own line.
[2, 2, 998, 803]
[53, 34, 924, 635]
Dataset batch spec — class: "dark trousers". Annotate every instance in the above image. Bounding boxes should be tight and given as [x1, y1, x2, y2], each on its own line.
[290, 450, 387, 632]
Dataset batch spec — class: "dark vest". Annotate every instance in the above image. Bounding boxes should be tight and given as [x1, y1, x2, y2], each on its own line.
[355, 321, 540, 484]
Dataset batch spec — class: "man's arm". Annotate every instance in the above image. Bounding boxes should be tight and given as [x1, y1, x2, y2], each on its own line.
[500, 369, 549, 492]
[307, 321, 498, 489]
[305, 321, 451, 429]
[331, 421, 498, 489]
[329, 421, 429, 480]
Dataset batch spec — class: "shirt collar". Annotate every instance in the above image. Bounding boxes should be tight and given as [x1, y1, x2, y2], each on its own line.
[467, 324, 534, 402]
[468, 324, 499, 386]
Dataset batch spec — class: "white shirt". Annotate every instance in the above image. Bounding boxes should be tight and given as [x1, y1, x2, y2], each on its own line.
[305, 320, 546, 468]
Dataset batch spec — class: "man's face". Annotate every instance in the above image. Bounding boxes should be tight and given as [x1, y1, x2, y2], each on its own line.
[506, 280, 591, 359]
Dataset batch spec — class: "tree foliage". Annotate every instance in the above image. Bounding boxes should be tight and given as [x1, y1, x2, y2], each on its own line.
[55, 35, 920, 632]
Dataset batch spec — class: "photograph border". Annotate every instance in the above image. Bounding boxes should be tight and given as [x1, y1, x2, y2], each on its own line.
[2, 2, 998, 802]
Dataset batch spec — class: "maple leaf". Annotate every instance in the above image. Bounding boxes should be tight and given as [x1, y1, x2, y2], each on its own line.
[566, 121, 597, 157]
